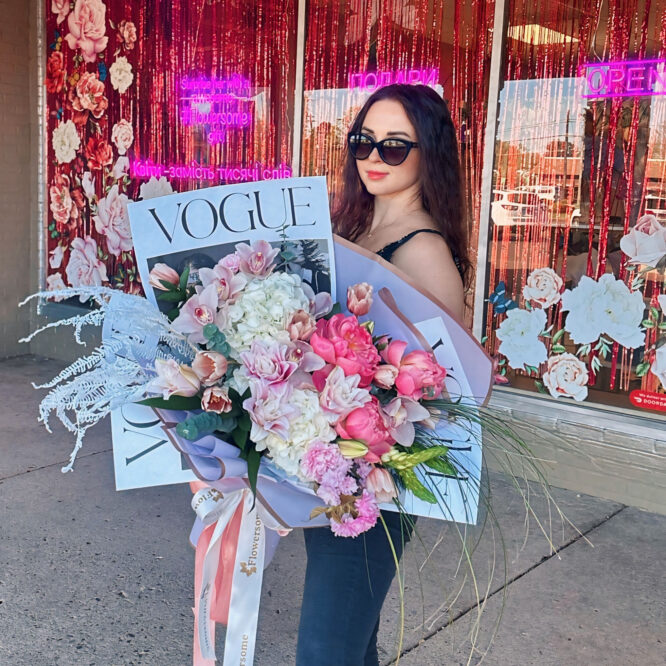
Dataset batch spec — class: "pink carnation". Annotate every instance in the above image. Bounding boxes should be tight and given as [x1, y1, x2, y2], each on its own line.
[382, 340, 447, 401]
[310, 313, 381, 388]
[330, 491, 380, 537]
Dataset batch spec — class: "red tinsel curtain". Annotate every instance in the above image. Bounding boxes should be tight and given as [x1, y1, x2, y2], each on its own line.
[44, 0, 296, 295]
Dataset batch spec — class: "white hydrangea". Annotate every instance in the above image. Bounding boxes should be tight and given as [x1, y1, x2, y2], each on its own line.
[52, 119, 81, 164]
[257, 387, 335, 479]
[224, 272, 310, 358]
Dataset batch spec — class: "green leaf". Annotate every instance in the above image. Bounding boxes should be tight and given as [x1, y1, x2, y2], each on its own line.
[650, 307, 660, 320]
[551, 328, 565, 344]
[642, 319, 655, 328]
[138, 395, 202, 410]
[551, 343, 566, 354]
[658, 322, 666, 331]
[231, 427, 248, 450]
[237, 413, 252, 432]
[480, 335, 488, 345]
[424, 456, 457, 476]
[159, 279, 178, 291]
[535, 379, 548, 394]
[635, 361, 651, 377]
[157, 290, 186, 303]
[167, 307, 180, 322]
[179, 265, 190, 291]
[241, 446, 261, 502]
[176, 411, 226, 441]
[399, 468, 437, 504]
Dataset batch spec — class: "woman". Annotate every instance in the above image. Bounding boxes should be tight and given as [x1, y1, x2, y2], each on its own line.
[296, 83, 470, 666]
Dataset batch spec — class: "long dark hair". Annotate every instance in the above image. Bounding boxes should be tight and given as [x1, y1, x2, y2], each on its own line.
[332, 84, 471, 289]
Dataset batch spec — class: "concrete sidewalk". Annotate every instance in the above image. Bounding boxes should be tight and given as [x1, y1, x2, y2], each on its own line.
[1, 355, 664, 665]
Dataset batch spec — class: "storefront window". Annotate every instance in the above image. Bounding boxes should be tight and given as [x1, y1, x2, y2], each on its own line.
[43, 0, 296, 296]
[301, 0, 496, 309]
[484, 0, 666, 412]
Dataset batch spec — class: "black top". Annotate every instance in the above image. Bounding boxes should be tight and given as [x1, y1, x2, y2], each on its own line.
[376, 228, 464, 277]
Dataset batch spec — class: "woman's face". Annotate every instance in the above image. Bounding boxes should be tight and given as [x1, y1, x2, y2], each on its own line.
[355, 99, 421, 198]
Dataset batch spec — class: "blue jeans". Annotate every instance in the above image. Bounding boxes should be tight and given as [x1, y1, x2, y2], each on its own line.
[296, 510, 415, 666]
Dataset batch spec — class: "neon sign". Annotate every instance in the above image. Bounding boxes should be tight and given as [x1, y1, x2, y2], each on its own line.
[581, 59, 666, 99]
[349, 68, 438, 91]
[130, 160, 292, 183]
[179, 75, 254, 144]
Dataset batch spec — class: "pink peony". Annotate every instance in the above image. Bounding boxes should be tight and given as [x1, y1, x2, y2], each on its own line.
[65, 236, 107, 292]
[172, 284, 222, 344]
[51, 0, 70, 24]
[93, 184, 132, 257]
[243, 381, 297, 444]
[192, 351, 228, 386]
[148, 263, 179, 291]
[49, 175, 75, 230]
[65, 0, 108, 63]
[310, 314, 381, 388]
[199, 262, 247, 304]
[365, 467, 398, 504]
[149, 358, 200, 400]
[318, 366, 370, 424]
[70, 72, 108, 122]
[111, 119, 134, 155]
[381, 396, 430, 445]
[240, 340, 298, 385]
[201, 386, 233, 413]
[347, 282, 373, 316]
[373, 364, 399, 389]
[382, 340, 447, 401]
[235, 239, 279, 277]
[335, 396, 394, 463]
[286, 309, 317, 341]
[330, 491, 380, 537]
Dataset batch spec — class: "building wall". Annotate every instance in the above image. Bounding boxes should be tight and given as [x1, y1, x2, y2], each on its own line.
[0, 0, 32, 357]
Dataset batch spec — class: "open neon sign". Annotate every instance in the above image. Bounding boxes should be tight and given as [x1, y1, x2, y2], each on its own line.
[581, 59, 666, 99]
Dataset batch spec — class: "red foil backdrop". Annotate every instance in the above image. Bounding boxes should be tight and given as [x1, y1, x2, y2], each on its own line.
[485, 0, 666, 409]
[44, 0, 296, 295]
[301, 0, 496, 292]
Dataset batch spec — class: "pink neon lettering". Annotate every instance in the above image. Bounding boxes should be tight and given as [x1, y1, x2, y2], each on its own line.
[129, 160, 292, 183]
[348, 68, 439, 90]
[582, 60, 666, 98]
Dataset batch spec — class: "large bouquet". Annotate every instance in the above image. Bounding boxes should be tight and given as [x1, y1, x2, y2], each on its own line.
[143, 238, 458, 538]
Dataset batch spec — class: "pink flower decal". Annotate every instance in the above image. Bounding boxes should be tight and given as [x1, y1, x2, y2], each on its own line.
[70, 72, 108, 124]
[347, 282, 373, 316]
[192, 351, 228, 386]
[310, 314, 381, 388]
[51, 0, 70, 24]
[172, 284, 221, 344]
[49, 174, 75, 231]
[93, 184, 132, 257]
[199, 262, 247, 304]
[65, 236, 108, 294]
[148, 359, 200, 400]
[382, 340, 447, 401]
[335, 396, 394, 463]
[330, 491, 380, 537]
[65, 0, 108, 64]
[619, 214, 666, 267]
[235, 240, 279, 277]
[111, 119, 134, 155]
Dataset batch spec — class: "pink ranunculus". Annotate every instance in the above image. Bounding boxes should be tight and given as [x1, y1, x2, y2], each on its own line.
[111, 119, 134, 156]
[347, 282, 373, 316]
[381, 396, 430, 445]
[199, 263, 247, 304]
[382, 340, 447, 401]
[148, 263, 179, 291]
[330, 490, 380, 537]
[65, 0, 108, 64]
[93, 184, 132, 257]
[51, 0, 70, 24]
[319, 366, 370, 424]
[310, 313, 381, 388]
[286, 309, 317, 341]
[335, 396, 394, 463]
[373, 364, 399, 389]
[65, 236, 107, 294]
[620, 214, 666, 267]
[71, 71, 108, 120]
[243, 381, 297, 444]
[201, 386, 233, 414]
[49, 176, 75, 229]
[240, 340, 298, 385]
[365, 467, 398, 504]
[220, 252, 241, 273]
[148, 358, 200, 400]
[192, 351, 228, 386]
[235, 239, 279, 277]
[172, 284, 220, 344]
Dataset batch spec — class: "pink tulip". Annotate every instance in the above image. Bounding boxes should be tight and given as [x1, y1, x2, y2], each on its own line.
[148, 263, 179, 291]
[373, 364, 399, 389]
[149, 359, 200, 400]
[365, 467, 398, 504]
[201, 386, 233, 414]
[347, 282, 373, 316]
[286, 309, 317, 341]
[192, 351, 228, 386]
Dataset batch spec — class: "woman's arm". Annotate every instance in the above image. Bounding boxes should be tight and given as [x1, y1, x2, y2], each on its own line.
[389, 233, 465, 321]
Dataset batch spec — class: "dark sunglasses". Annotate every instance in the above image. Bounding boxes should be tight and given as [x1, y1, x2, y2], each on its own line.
[347, 132, 419, 166]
